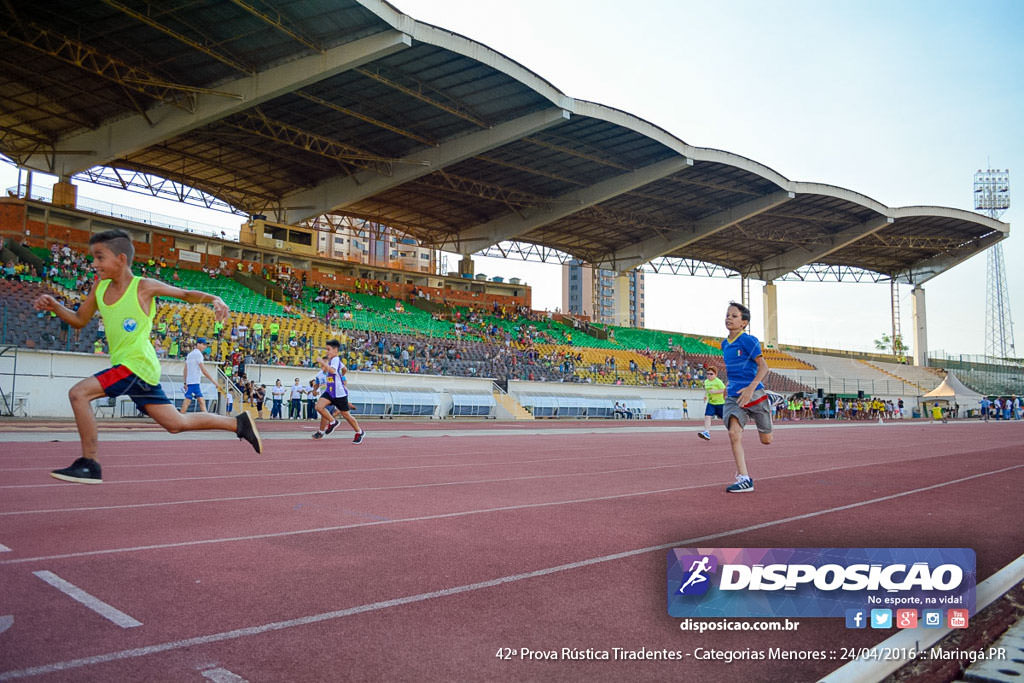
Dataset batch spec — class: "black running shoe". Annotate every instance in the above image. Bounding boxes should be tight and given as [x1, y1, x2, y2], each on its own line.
[235, 412, 263, 454]
[352, 430, 365, 445]
[312, 431, 324, 440]
[51, 457, 103, 484]
[324, 420, 340, 435]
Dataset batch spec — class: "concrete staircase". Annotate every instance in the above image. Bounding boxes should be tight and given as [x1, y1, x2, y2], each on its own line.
[859, 359, 929, 393]
[493, 390, 533, 420]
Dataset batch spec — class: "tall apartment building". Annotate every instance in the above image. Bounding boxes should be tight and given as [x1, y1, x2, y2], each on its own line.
[312, 215, 435, 273]
[561, 260, 644, 327]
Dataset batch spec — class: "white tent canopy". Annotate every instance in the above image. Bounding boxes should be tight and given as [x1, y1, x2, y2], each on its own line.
[922, 373, 984, 417]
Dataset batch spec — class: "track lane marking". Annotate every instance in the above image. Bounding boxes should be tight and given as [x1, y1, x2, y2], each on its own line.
[1, 464, 1018, 681]
[32, 571, 142, 629]
[200, 667, 248, 682]
[2, 457, 1019, 566]
[0, 443, 1002, 516]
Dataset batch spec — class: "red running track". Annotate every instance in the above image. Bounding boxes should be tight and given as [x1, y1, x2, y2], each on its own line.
[0, 419, 1021, 682]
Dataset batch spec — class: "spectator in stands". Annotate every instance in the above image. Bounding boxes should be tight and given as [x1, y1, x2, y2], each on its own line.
[270, 379, 285, 419]
[288, 378, 304, 419]
[180, 338, 219, 415]
[33, 229, 261, 484]
[254, 384, 266, 419]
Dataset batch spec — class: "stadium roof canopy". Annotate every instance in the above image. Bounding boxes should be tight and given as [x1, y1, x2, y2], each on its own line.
[0, 0, 1008, 284]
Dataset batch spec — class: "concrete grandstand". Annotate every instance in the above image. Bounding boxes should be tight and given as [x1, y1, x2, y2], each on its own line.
[1, 0, 1021, 418]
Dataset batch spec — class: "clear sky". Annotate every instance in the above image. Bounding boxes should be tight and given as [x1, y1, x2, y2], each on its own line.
[3, 0, 1022, 357]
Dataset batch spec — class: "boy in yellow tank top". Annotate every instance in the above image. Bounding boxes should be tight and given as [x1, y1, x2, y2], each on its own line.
[33, 229, 262, 484]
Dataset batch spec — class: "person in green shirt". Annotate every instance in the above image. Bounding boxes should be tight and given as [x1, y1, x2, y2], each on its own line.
[33, 228, 262, 484]
[698, 366, 726, 441]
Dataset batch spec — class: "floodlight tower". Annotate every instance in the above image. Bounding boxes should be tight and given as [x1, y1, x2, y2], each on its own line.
[974, 169, 1013, 358]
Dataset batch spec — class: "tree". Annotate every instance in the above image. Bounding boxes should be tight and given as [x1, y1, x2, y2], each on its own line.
[874, 332, 908, 363]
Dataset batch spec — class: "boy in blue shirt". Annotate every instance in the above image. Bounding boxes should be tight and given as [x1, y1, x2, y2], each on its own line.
[721, 302, 773, 492]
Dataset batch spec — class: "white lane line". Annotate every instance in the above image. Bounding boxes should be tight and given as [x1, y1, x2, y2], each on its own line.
[32, 571, 143, 629]
[0, 444, 977, 516]
[0, 543, 11, 552]
[0, 428, 971, 490]
[0, 447, 717, 492]
[3, 459, 1020, 567]
[0, 464, 1018, 682]
[0, 461, 712, 516]
[0, 418, 936, 446]
[200, 667, 248, 683]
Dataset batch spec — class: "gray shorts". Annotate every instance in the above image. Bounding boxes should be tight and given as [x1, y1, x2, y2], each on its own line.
[724, 390, 774, 434]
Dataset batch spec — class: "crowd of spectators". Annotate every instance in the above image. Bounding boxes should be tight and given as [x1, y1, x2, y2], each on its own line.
[0, 242, 804, 390]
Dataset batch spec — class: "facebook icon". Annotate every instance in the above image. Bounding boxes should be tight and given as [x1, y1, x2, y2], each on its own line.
[845, 609, 867, 629]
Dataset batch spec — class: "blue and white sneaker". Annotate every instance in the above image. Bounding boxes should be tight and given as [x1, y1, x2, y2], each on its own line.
[726, 474, 754, 493]
[698, 430, 711, 441]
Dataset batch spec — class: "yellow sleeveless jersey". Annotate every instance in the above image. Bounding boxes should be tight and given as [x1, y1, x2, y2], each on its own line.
[95, 277, 161, 385]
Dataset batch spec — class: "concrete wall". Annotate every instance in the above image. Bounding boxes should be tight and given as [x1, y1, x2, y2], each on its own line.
[0, 349, 701, 419]
[0, 349, 492, 418]
[509, 379, 703, 417]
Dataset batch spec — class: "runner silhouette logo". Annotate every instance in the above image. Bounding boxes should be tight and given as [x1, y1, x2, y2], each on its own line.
[676, 555, 718, 596]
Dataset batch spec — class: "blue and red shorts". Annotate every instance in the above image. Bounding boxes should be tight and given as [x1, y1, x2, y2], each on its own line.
[94, 365, 170, 415]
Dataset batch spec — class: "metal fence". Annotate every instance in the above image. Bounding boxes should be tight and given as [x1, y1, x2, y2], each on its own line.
[928, 351, 1024, 395]
[773, 375, 922, 397]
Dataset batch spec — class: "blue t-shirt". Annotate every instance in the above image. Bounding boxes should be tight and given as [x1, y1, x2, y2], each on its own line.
[721, 332, 764, 396]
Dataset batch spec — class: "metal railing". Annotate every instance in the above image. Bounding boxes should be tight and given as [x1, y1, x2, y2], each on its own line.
[778, 375, 923, 397]
[217, 366, 244, 416]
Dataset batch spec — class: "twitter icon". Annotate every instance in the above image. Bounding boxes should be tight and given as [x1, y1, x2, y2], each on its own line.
[871, 609, 893, 629]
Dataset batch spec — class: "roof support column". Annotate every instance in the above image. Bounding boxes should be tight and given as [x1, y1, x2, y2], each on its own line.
[762, 281, 778, 347]
[912, 285, 927, 367]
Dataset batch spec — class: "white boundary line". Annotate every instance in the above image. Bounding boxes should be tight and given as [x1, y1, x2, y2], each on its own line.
[199, 667, 248, 683]
[0, 426, 984, 490]
[0, 465, 1018, 680]
[0, 442, 920, 515]
[819, 552, 1024, 683]
[0, 417, 966, 446]
[32, 571, 143, 629]
[3, 459, 1019, 567]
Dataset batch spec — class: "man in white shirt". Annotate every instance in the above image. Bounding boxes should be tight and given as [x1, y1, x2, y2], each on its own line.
[180, 339, 218, 414]
[270, 379, 286, 419]
[289, 378, 304, 419]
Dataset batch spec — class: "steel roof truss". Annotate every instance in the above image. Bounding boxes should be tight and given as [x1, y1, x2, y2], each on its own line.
[454, 156, 692, 253]
[894, 231, 1007, 285]
[227, 0, 323, 54]
[99, 0, 254, 75]
[27, 30, 413, 177]
[606, 189, 794, 271]
[280, 107, 570, 224]
[754, 215, 892, 280]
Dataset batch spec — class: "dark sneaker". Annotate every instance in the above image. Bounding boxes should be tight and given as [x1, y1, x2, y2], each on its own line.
[352, 430, 365, 445]
[726, 474, 754, 493]
[324, 420, 340, 436]
[235, 412, 263, 454]
[312, 431, 325, 440]
[51, 457, 103, 484]
[698, 430, 711, 441]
